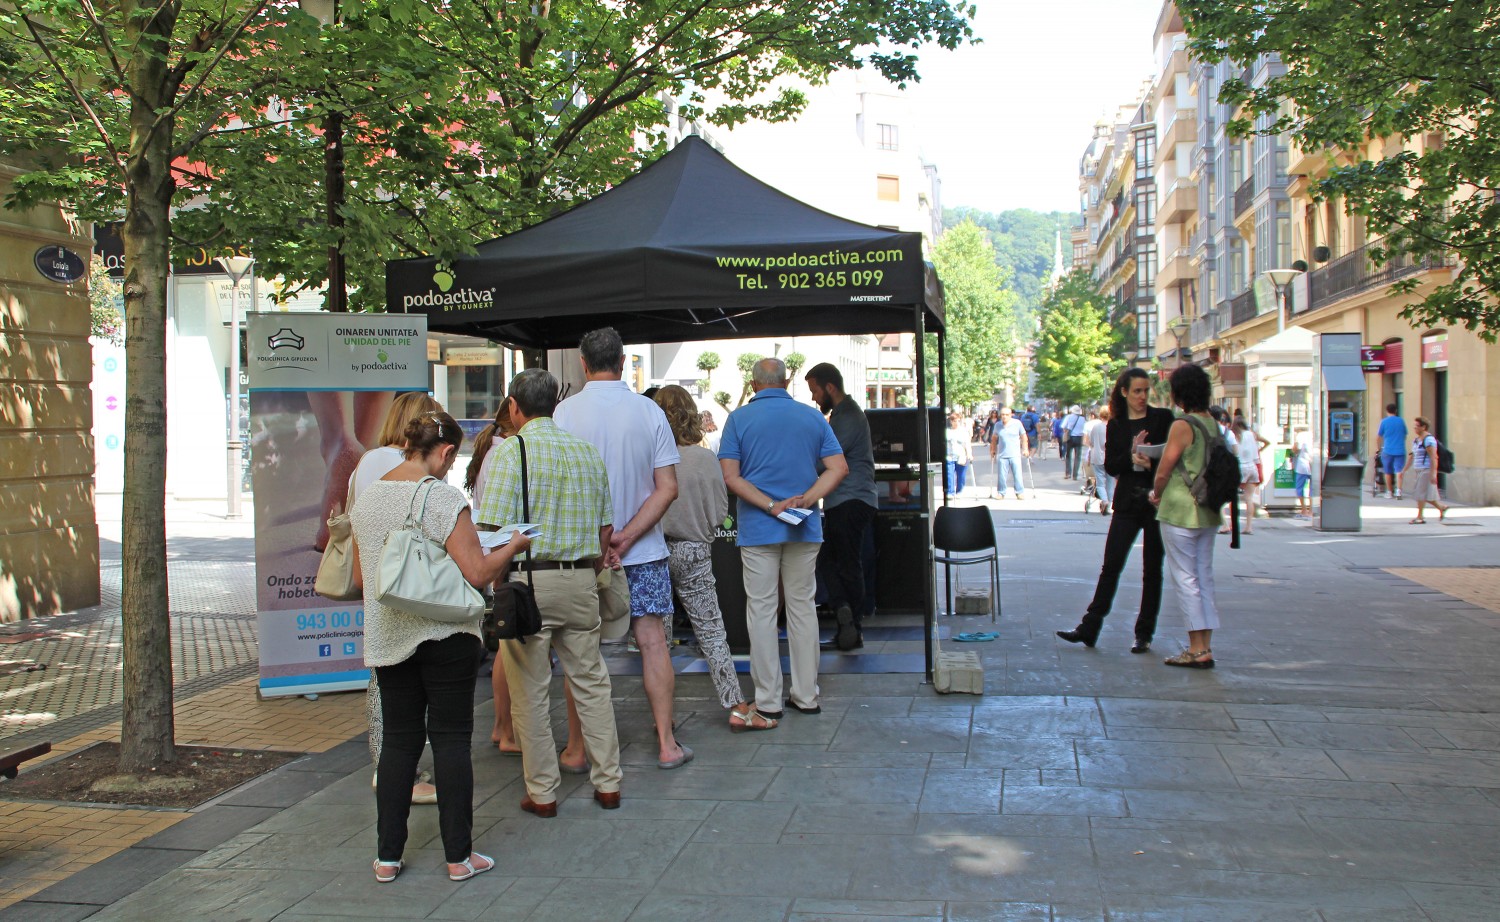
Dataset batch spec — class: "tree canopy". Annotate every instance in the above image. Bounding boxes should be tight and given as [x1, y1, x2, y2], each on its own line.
[1178, 0, 1500, 340]
[1033, 269, 1114, 407]
[929, 221, 1021, 409]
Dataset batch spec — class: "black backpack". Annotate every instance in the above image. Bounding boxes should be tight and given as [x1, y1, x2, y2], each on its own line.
[1178, 415, 1243, 548]
[1434, 439, 1455, 474]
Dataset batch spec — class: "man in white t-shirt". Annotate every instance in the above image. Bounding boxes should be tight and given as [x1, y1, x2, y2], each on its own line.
[555, 327, 691, 771]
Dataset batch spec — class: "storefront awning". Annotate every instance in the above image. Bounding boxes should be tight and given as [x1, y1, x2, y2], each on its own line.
[1321, 365, 1367, 392]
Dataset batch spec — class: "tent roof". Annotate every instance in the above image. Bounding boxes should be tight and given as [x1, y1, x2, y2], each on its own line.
[387, 136, 943, 349]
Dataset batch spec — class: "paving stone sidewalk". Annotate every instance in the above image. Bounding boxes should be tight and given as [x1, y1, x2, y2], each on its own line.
[5, 478, 1500, 921]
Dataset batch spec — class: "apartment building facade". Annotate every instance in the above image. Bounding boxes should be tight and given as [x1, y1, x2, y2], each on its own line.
[1076, 86, 1156, 356]
[1127, 1, 1500, 504]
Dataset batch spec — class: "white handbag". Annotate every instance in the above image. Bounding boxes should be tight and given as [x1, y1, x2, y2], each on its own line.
[375, 477, 485, 623]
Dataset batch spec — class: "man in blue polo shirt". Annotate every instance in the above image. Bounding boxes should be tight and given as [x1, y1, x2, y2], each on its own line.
[720, 358, 847, 720]
[1376, 403, 1408, 499]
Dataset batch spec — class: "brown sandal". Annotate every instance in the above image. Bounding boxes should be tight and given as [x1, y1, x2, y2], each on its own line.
[1164, 649, 1215, 669]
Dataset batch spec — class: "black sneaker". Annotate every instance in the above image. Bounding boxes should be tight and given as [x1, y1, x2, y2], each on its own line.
[834, 605, 861, 651]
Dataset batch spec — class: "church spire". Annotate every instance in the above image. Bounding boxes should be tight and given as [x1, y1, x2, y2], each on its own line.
[1048, 230, 1065, 287]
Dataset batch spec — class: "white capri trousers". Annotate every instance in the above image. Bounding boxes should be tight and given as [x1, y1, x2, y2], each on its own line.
[1160, 523, 1220, 632]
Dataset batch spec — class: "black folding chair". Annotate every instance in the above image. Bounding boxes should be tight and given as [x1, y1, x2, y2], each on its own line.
[932, 505, 1000, 622]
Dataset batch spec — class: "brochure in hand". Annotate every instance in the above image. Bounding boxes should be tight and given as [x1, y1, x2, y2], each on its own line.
[775, 507, 813, 526]
[478, 523, 542, 549]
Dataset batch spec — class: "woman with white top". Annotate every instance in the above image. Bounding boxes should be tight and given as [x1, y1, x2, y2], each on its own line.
[351, 412, 530, 884]
[349, 392, 441, 804]
[1231, 419, 1270, 533]
[1406, 416, 1450, 524]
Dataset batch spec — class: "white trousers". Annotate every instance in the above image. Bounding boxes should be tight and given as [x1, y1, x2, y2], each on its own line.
[740, 542, 821, 713]
[1160, 523, 1220, 632]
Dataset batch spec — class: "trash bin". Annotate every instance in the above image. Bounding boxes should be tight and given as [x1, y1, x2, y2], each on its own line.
[1320, 458, 1364, 532]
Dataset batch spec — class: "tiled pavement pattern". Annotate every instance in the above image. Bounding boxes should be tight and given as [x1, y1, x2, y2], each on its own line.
[1386, 567, 1500, 615]
[1, 553, 258, 742]
[0, 677, 366, 910]
[0, 802, 184, 910]
[7, 489, 1500, 920]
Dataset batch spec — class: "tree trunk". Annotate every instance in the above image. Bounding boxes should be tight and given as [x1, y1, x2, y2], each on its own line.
[118, 0, 179, 773]
[324, 110, 346, 313]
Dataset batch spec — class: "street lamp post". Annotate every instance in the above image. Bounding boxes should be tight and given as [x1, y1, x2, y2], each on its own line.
[216, 256, 254, 518]
[1167, 315, 1191, 369]
[1124, 348, 1139, 369]
[1264, 268, 1303, 336]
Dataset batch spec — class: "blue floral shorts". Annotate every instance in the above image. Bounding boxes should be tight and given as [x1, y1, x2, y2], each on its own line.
[624, 558, 673, 619]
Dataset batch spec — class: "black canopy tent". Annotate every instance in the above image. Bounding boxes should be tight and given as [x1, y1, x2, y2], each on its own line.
[389, 135, 949, 678]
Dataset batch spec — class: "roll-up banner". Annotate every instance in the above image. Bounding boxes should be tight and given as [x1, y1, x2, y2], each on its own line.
[246, 312, 429, 698]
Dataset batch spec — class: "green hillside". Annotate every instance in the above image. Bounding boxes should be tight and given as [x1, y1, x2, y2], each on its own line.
[942, 207, 1077, 328]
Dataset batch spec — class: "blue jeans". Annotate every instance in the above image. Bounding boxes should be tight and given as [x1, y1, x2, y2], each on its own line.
[996, 456, 1025, 496]
[945, 461, 969, 493]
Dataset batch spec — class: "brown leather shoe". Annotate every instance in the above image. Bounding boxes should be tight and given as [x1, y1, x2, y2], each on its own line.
[593, 789, 621, 810]
[520, 796, 557, 818]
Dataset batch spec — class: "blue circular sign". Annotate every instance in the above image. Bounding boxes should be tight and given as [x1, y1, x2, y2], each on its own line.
[34, 246, 87, 283]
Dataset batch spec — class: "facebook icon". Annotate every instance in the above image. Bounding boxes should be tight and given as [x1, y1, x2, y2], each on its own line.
[318, 644, 332, 658]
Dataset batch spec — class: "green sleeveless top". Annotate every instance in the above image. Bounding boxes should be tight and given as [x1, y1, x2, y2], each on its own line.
[1157, 412, 1224, 530]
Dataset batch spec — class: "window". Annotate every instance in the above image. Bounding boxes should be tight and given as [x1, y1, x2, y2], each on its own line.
[1135, 189, 1156, 231]
[1136, 243, 1157, 291]
[877, 175, 900, 202]
[878, 123, 899, 151]
[1135, 130, 1156, 180]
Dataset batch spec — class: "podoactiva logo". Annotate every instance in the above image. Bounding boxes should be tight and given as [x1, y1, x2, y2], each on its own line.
[402, 268, 495, 312]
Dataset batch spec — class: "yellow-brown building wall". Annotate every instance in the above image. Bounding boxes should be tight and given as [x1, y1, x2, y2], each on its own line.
[0, 161, 101, 620]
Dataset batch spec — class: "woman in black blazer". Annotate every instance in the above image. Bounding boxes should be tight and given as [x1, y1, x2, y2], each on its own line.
[1058, 367, 1175, 653]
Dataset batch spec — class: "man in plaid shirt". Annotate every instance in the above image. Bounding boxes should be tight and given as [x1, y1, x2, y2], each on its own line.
[476, 368, 623, 815]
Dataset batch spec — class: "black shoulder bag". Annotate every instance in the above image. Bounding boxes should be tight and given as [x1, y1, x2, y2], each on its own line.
[483, 435, 543, 649]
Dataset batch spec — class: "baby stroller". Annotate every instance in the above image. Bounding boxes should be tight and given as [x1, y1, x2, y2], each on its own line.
[1080, 460, 1099, 511]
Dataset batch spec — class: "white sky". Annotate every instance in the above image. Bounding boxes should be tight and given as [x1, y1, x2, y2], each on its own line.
[906, 0, 1164, 215]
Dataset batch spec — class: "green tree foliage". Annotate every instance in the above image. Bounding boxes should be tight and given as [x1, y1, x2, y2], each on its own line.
[943, 207, 1074, 327]
[66, 0, 976, 312]
[930, 221, 1020, 409]
[1033, 269, 1114, 407]
[695, 351, 721, 373]
[89, 257, 122, 344]
[1178, 0, 1500, 339]
[734, 352, 762, 406]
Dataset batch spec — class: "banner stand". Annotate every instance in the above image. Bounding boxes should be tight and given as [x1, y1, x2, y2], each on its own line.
[246, 312, 429, 698]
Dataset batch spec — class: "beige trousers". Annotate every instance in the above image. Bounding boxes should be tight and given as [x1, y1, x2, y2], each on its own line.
[500, 567, 621, 801]
[740, 542, 821, 713]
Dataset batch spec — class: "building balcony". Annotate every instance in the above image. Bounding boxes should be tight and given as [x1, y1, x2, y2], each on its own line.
[1301, 239, 1452, 314]
[1189, 311, 1221, 349]
[1157, 36, 1190, 87]
[1233, 177, 1256, 220]
[1157, 247, 1193, 290]
[1229, 286, 1260, 327]
[1158, 178, 1197, 225]
[1157, 107, 1197, 158]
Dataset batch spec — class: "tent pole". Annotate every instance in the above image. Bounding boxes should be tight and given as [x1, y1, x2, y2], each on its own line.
[915, 307, 934, 684]
[938, 331, 949, 510]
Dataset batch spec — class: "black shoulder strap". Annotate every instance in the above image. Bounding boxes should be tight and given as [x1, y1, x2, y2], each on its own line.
[516, 434, 534, 590]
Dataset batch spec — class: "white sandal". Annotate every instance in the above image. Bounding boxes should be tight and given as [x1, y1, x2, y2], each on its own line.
[373, 859, 402, 883]
[448, 852, 495, 881]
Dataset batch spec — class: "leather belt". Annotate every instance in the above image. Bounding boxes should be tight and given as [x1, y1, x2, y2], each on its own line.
[515, 559, 592, 572]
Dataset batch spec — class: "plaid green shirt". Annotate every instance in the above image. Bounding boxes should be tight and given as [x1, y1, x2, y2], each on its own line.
[474, 416, 612, 561]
